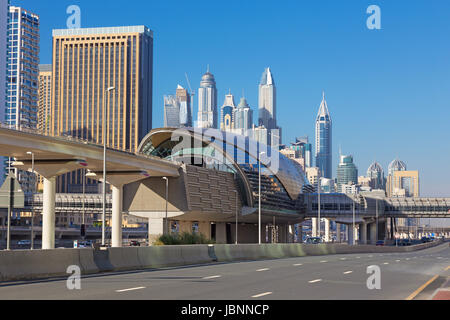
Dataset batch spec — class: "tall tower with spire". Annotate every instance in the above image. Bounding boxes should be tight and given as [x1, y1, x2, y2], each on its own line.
[315, 92, 332, 179]
[197, 66, 218, 129]
[258, 67, 276, 130]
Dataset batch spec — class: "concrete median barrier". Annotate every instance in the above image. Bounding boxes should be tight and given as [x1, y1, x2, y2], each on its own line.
[180, 245, 214, 265]
[138, 246, 184, 268]
[0, 248, 93, 282]
[107, 247, 141, 271]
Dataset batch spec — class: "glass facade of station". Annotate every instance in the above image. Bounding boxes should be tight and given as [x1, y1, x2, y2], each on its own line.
[139, 128, 310, 214]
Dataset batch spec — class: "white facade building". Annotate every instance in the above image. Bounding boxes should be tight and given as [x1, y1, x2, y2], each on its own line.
[197, 69, 217, 129]
[0, 0, 9, 184]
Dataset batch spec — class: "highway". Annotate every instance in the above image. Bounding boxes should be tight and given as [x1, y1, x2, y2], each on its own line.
[0, 243, 448, 300]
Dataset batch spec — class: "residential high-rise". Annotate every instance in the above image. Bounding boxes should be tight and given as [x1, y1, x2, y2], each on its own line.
[4, 6, 39, 194]
[220, 93, 236, 131]
[51, 26, 153, 153]
[367, 161, 385, 190]
[0, 0, 9, 185]
[386, 159, 407, 197]
[51, 26, 153, 193]
[38, 64, 51, 135]
[164, 95, 180, 128]
[234, 96, 253, 135]
[336, 155, 358, 193]
[176, 85, 192, 127]
[391, 170, 419, 198]
[197, 68, 217, 129]
[291, 137, 312, 169]
[315, 92, 332, 179]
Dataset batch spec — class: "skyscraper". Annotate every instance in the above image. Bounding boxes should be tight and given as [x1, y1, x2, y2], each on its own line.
[197, 68, 217, 129]
[315, 92, 332, 179]
[386, 159, 407, 197]
[258, 67, 276, 130]
[51, 26, 153, 193]
[38, 64, 51, 135]
[0, 0, 9, 185]
[163, 95, 180, 128]
[257, 67, 281, 146]
[367, 161, 385, 190]
[234, 96, 253, 135]
[176, 85, 192, 127]
[51, 26, 153, 153]
[337, 155, 358, 193]
[220, 93, 236, 131]
[4, 6, 39, 194]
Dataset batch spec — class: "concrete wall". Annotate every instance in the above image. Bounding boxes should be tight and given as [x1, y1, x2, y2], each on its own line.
[0, 240, 444, 282]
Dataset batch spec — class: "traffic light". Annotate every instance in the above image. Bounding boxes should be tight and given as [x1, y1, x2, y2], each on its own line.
[80, 224, 86, 237]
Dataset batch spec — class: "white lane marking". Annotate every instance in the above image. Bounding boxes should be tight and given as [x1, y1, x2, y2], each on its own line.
[252, 292, 273, 298]
[406, 258, 410, 261]
[203, 275, 222, 280]
[115, 287, 146, 293]
[293, 263, 303, 266]
[340, 258, 347, 260]
[437, 257, 443, 259]
[309, 279, 323, 283]
[256, 268, 270, 272]
[396, 260, 401, 262]
[368, 255, 373, 258]
[320, 260, 328, 263]
[343, 271, 353, 274]
[383, 262, 389, 265]
[356, 257, 361, 259]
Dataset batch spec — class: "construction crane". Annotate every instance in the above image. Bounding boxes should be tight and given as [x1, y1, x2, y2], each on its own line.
[185, 73, 195, 127]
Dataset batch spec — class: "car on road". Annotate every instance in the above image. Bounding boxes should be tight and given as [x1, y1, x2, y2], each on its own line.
[305, 237, 322, 244]
[78, 240, 93, 248]
[129, 240, 141, 247]
[421, 236, 431, 243]
[375, 240, 385, 246]
[399, 239, 412, 246]
[17, 240, 31, 246]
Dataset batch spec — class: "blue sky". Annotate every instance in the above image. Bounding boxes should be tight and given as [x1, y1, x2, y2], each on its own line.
[13, 0, 450, 197]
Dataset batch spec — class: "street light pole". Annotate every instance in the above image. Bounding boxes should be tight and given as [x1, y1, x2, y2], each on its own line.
[352, 196, 356, 245]
[258, 151, 265, 245]
[26, 151, 35, 250]
[102, 86, 115, 246]
[317, 172, 321, 239]
[234, 190, 238, 245]
[162, 177, 168, 235]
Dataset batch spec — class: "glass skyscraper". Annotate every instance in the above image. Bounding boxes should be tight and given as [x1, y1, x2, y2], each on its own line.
[337, 155, 358, 192]
[315, 92, 332, 179]
[234, 96, 253, 136]
[0, 0, 9, 185]
[4, 6, 39, 194]
[164, 95, 180, 128]
[367, 161, 385, 190]
[220, 93, 236, 131]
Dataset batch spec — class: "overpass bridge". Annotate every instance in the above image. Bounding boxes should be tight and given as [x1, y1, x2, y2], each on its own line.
[1, 125, 449, 248]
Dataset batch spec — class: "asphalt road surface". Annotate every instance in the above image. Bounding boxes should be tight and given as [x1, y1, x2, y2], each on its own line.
[0, 243, 449, 300]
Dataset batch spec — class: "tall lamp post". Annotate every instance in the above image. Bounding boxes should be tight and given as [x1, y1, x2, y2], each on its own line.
[102, 86, 115, 246]
[258, 151, 265, 245]
[233, 190, 238, 245]
[162, 177, 168, 235]
[26, 151, 35, 250]
[352, 195, 356, 245]
[317, 171, 321, 239]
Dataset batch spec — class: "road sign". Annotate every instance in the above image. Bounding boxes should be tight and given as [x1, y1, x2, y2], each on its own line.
[0, 173, 25, 208]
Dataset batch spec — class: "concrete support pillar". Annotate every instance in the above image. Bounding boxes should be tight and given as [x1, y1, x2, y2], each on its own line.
[148, 217, 164, 244]
[360, 222, 367, 245]
[324, 219, 330, 242]
[347, 225, 353, 245]
[336, 223, 341, 243]
[42, 177, 56, 250]
[311, 218, 317, 237]
[298, 224, 303, 243]
[111, 185, 123, 248]
[288, 225, 294, 243]
[370, 223, 377, 244]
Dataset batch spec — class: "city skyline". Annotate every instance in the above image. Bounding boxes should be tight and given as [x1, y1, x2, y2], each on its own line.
[7, 0, 450, 197]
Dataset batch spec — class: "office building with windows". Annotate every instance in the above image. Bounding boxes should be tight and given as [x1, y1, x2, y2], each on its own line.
[50, 26, 153, 193]
[164, 95, 180, 128]
[4, 6, 39, 194]
[220, 93, 236, 132]
[336, 155, 358, 193]
[38, 64, 51, 135]
[0, 0, 9, 185]
[315, 92, 332, 179]
[177, 85, 192, 127]
[234, 96, 253, 136]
